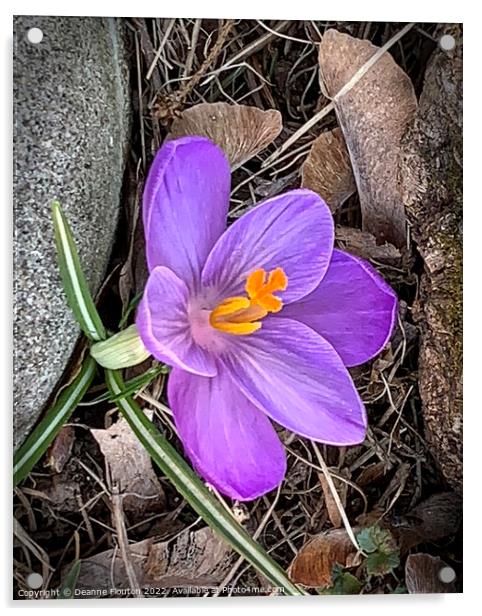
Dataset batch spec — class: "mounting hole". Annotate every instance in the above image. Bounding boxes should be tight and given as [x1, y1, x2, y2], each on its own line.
[26, 572, 43, 589]
[27, 27, 44, 44]
[438, 566, 456, 584]
[439, 34, 456, 51]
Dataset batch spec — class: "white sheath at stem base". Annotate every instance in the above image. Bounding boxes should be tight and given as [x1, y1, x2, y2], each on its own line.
[91, 324, 151, 369]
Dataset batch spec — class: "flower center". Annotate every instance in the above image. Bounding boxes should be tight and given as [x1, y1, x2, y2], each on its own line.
[209, 267, 288, 336]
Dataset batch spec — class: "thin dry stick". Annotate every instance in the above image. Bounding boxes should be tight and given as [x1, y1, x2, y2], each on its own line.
[262, 22, 415, 167]
[311, 442, 363, 554]
[201, 21, 290, 86]
[183, 18, 202, 77]
[256, 19, 316, 46]
[286, 445, 368, 512]
[111, 486, 142, 596]
[210, 485, 282, 596]
[175, 19, 235, 105]
[76, 490, 95, 545]
[146, 18, 175, 79]
[134, 32, 146, 170]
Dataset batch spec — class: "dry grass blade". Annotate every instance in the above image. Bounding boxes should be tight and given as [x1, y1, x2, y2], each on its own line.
[318, 470, 348, 529]
[313, 443, 360, 552]
[319, 28, 417, 247]
[301, 127, 356, 212]
[169, 102, 282, 170]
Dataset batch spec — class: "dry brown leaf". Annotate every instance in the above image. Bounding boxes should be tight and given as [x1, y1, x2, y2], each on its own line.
[73, 527, 232, 593]
[301, 128, 356, 212]
[405, 554, 457, 594]
[356, 462, 389, 488]
[390, 492, 462, 553]
[318, 470, 348, 529]
[335, 226, 402, 266]
[45, 425, 75, 473]
[319, 29, 417, 247]
[289, 528, 362, 588]
[91, 414, 165, 521]
[168, 102, 282, 169]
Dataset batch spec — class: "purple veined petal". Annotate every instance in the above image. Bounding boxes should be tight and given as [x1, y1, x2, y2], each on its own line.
[143, 136, 231, 289]
[201, 189, 334, 304]
[136, 266, 217, 377]
[168, 367, 286, 501]
[281, 250, 398, 367]
[220, 317, 367, 446]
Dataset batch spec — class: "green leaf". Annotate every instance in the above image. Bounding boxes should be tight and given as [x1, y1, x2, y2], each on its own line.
[58, 560, 81, 599]
[366, 549, 400, 577]
[13, 356, 97, 486]
[79, 364, 167, 406]
[356, 528, 378, 553]
[51, 200, 106, 341]
[118, 291, 143, 330]
[320, 565, 362, 595]
[105, 368, 306, 597]
[356, 526, 400, 576]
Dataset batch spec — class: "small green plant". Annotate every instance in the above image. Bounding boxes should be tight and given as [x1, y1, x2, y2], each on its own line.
[321, 565, 362, 595]
[356, 526, 400, 576]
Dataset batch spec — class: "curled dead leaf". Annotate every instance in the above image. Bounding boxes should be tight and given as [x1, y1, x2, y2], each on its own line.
[319, 29, 417, 247]
[301, 128, 356, 212]
[91, 414, 165, 521]
[289, 528, 362, 589]
[45, 425, 75, 474]
[389, 492, 462, 553]
[405, 553, 457, 594]
[335, 226, 402, 266]
[168, 102, 282, 169]
[73, 527, 232, 593]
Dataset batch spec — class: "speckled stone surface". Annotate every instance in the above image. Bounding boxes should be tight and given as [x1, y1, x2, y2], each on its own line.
[13, 16, 131, 449]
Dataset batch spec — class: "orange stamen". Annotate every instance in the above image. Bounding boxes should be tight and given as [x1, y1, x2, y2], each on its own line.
[209, 267, 288, 336]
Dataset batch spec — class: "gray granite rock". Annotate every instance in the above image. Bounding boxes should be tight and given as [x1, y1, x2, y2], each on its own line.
[13, 16, 131, 449]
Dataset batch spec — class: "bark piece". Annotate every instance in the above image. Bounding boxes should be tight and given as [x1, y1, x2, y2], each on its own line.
[319, 29, 417, 247]
[301, 128, 356, 212]
[398, 25, 462, 492]
[168, 102, 282, 169]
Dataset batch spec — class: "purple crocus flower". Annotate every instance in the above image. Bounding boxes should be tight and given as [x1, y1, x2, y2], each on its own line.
[136, 136, 397, 501]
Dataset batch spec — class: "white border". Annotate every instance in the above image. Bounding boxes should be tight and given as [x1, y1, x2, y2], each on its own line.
[3, 1, 477, 614]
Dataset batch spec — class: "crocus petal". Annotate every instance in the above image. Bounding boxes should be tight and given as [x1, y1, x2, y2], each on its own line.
[221, 318, 366, 445]
[202, 189, 334, 304]
[281, 250, 397, 367]
[136, 266, 217, 376]
[168, 367, 286, 501]
[143, 136, 231, 289]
